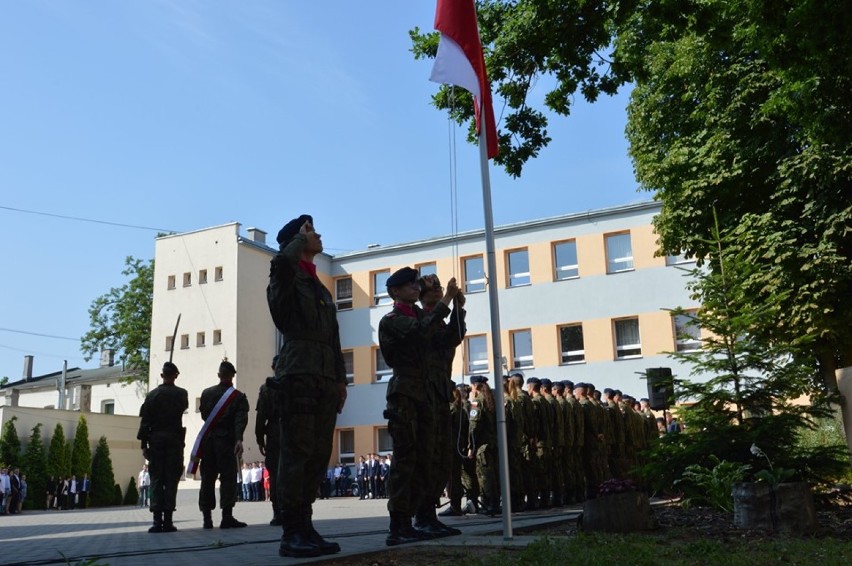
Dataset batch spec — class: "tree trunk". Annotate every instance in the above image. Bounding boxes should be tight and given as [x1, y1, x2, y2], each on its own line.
[837, 366, 852, 465]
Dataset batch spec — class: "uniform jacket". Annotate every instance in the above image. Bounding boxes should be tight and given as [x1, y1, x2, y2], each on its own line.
[422, 304, 466, 402]
[200, 383, 249, 442]
[137, 383, 188, 443]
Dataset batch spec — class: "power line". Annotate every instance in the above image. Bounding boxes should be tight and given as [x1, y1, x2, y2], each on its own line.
[0, 204, 176, 233]
[0, 327, 79, 341]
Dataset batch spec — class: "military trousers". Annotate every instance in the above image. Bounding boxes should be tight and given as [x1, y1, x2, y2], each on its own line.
[507, 442, 524, 505]
[276, 374, 339, 513]
[148, 432, 183, 513]
[386, 392, 435, 516]
[199, 435, 239, 511]
[474, 444, 498, 505]
[264, 433, 280, 512]
[428, 399, 452, 504]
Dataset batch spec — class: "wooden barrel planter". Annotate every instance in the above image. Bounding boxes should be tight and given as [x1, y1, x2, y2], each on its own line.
[581, 491, 656, 533]
[732, 482, 817, 533]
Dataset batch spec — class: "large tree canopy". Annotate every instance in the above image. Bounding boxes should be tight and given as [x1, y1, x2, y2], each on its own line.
[81, 256, 154, 383]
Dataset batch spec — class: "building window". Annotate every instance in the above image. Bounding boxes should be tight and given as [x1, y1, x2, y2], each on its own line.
[377, 427, 393, 454]
[343, 350, 354, 385]
[165, 336, 174, 351]
[183, 272, 192, 287]
[214, 266, 223, 281]
[213, 329, 222, 345]
[674, 312, 701, 352]
[375, 348, 392, 382]
[199, 269, 208, 284]
[338, 429, 355, 464]
[553, 240, 579, 280]
[463, 256, 486, 293]
[195, 397, 202, 412]
[507, 249, 531, 287]
[605, 232, 634, 273]
[167, 275, 176, 290]
[417, 262, 437, 278]
[101, 400, 115, 415]
[511, 330, 534, 369]
[372, 270, 392, 306]
[614, 318, 642, 359]
[180, 334, 190, 350]
[559, 324, 585, 364]
[196, 332, 206, 347]
[335, 277, 353, 310]
[465, 335, 488, 374]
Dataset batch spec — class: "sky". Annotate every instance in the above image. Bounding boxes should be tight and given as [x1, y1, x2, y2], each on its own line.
[0, 1, 643, 380]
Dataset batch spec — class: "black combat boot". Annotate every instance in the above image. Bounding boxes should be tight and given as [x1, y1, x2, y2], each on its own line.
[220, 507, 247, 529]
[269, 507, 282, 527]
[279, 510, 322, 558]
[386, 512, 424, 546]
[302, 504, 340, 555]
[415, 503, 461, 537]
[148, 511, 163, 533]
[162, 510, 178, 532]
[202, 510, 213, 529]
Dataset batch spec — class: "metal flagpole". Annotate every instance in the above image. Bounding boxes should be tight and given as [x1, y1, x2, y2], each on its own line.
[477, 102, 513, 540]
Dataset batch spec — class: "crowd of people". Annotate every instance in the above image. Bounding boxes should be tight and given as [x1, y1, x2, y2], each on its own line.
[0, 468, 95, 514]
[0, 467, 25, 514]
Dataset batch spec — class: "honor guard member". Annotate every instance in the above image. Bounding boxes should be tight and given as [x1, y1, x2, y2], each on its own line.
[379, 266, 460, 546]
[256, 355, 282, 526]
[138, 361, 188, 533]
[267, 214, 347, 558]
[198, 360, 249, 530]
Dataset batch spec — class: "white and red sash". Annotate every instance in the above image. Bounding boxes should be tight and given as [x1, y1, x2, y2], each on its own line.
[186, 386, 241, 475]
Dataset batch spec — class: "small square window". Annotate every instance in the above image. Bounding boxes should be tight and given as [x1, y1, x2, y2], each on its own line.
[214, 266, 223, 281]
[343, 350, 354, 385]
[180, 334, 190, 350]
[507, 249, 530, 287]
[336, 277, 353, 310]
[199, 269, 208, 284]
[375, 348, 392, 382]
[606, 233, 634, 274]
[464, 256, 486, 293]
[554, 240, 579, 280]
[165, 336, 174, 351]
[559, 324, 585, 364]
[372, 270, 391, 306]
[511, 330, 534, 369]
[213, 330, 222, 345]
[101, 400, 115, 415]
[377, 427, 393, 454]
[465, 335, 489, 374]
[614, 318, 642, 359]
[417, 263, 437, 278]
[338, 429, 355, 464]
[182, 272, 191, 287]
[196, 332, 206, 347]
[167, 275, 176, 290]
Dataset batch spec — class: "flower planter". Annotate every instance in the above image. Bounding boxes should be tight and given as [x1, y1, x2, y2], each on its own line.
[581, 491, 656, 533]
[732, 482, 817, 533]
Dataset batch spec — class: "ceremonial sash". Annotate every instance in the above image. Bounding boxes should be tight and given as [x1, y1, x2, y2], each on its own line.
[186, 386, 241, 475]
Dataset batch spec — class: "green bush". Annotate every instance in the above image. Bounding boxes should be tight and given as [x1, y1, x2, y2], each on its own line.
[674, 455, 751, 512]
[112, 484, 123, 506]
[123, 476, 139, 505]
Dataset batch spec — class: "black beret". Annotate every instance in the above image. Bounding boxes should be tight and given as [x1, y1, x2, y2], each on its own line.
[386, 267, 419, 287]
[470, 375, 488, 384]
[640, 398, 649, 403]
[574, 382, 586, 388]
[540, 378, 553, 388]
[526, 377, 541, 385]
[162, 362, 179, 375]
[614, 389, 623, 397]
[563, 380, 574, 389]
[510, 371, 525, 379]
[603, 388, 614, 395]
[276, 214, 313, 245]
[553, 381, 565, 390]
[586, 382, 596, 390]
[219, 360, 237, 374]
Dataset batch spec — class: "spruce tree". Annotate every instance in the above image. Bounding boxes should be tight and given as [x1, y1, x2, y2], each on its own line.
[90, 436, 117, 506]
[123, 476, 139, 505]
[22, 423, 48, 510]
[0, 415, 21, 468]
[46, 423, 67, 479]
[71, 415, 92, 478]
[63, 438, 73, 477]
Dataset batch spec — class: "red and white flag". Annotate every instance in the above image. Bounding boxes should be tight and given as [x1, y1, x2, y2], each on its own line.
[430, 0, 499, 159]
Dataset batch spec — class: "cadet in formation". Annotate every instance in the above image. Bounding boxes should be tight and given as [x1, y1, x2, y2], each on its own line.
[467, 375, 499, 515]
[137, 361, 188, 533]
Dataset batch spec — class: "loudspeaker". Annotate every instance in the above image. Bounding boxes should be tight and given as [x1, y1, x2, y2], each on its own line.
[646, 367, 673, 411]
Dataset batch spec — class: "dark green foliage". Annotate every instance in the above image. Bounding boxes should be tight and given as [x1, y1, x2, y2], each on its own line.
[112, 484, 123, 506]
[81, 256, 154, 384]
[46, 423, 68, 478]
[89, 436, 117, 507]
[64, 438, 73, 477]
[71, 415, 92, 478]
[675, 456, 751, 512]
[0, 415, 21, 467]
[123, 476, 139, 505]
[21, 423, 48, 510]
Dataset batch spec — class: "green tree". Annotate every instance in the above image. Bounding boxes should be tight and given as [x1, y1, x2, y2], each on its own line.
[64, 438, 74, 477]
[90, 436, 117, 507]
[46, 423, 67, 479]
[71, 415, 92, 478]
[0, 415, 21, 468]
[124, 476, 139, 506]
[22, 423, 48, 510]
[81, 256, 154, 383]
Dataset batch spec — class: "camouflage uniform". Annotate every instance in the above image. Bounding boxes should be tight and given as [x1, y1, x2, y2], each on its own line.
[566, 391, 585, 501]
[505, 392, 526, 509]
[543, 388, 564, 506]
[256, 381, 280, 522]
[138, 381, 187, 515]
[518, 388, 536, 508]
[468, 391, 498, 513]
[446, 397, 469, 511]
[531, 389, 552, 507]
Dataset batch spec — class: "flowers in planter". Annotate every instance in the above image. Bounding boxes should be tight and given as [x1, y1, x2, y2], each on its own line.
[598, 478, 639, 497]
[750, 444, 796, 486]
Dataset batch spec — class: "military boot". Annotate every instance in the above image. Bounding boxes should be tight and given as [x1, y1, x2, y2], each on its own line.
[148, 511, 163, 533]
[220, 507, 247, 529]
[269, 508, 282, 527]
[279, 510, 322, 558]
[162, 511, 178, 532]
[302, 504, 340, 555]
[202, 510, 213, 529]
[386, 512, 424, 546]
[415, 503, 461, 537]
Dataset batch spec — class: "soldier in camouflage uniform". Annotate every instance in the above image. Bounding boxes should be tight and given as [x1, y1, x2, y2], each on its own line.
[267, 215, 348, 558]
[138, 361, 188, 533]
[577, 383, 605, 498]
[467, 375, 499, 515]
[504, 375, 526, 510]
[379, 267, 459, 546]
[553, 381, 573, 506]
[604, 388, 626, 479]
[256, 355, 282, 526]
[564, 380, 585, 503]
[198, 361, 249, 530]
[457, 383, 481, 513]
[526, 377, 552, 509]
[512, 373, 535, 510]
[541, 379, 564, 507]
[440, 385, 468, 517]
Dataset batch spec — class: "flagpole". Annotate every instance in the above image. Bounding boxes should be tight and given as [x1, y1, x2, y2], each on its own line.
[478, 103, 513, 540]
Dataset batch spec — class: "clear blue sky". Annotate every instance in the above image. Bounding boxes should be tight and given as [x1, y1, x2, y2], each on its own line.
[0, 2, 643, 379]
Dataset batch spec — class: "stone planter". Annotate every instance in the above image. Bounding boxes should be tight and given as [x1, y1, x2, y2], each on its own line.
[732, 482, 817, 533]
[581, 491, 656, 533]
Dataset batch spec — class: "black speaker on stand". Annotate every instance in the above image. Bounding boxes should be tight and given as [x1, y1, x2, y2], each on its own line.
[645, 367, 673, 411]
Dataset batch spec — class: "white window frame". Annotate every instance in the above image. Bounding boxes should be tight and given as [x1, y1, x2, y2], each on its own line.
[214, 266, 224, 281]
[182, 272, 192, 287]
[511, 329, 534, 369]
[180, 334, 190, 350]
[372, 270, 392, 306]
[559, 324, 585, 364]
[614, 318, 642, 359]
[165, 336, 174, 351]
[605, 232, 634, 274]
[336, 277, 353, 311]
[338, 429, 355, 464]
[465, 335, 489, 374]
[199, 269, 208, 284]
[213, 329, 222, 345]
[507, 249, 531, 288]
[375, 348, 393, 382]
[167, 275, 176, 290]
[674, 312, 702, 352]
[417, 262, 437, 278]
[196, 332, 206, 348]
[343, 350, 355, 385]
[553, 240, 579, 280]
[377, 427, 393, 455]
[464, 256, 486, 293]
[101, 400, 115, 415]
[666, 251, 695, 266]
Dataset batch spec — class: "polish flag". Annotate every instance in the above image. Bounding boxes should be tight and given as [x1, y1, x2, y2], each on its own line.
[430, 0, 499, 159]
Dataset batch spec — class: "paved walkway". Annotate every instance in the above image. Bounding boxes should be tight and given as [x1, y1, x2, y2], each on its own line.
[0, 486, 581, 566]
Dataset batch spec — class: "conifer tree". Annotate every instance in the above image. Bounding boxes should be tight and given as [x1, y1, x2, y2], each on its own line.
[0, 415, 21, 468]
[22, 423, 47, 510]
[124, 476, 139, 505]
[64, 438, 73, 477]
[46, 423, 67, 479]
[71, 415, 92, 478]
[90, 436, 117, 506]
